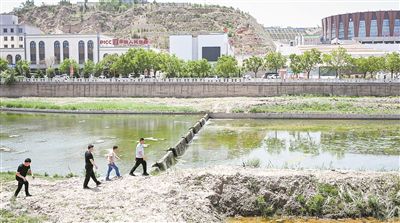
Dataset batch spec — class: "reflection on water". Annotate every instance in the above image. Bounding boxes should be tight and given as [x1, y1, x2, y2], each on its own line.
[180, 119, 400, 171]
[0, 112, 200, 175]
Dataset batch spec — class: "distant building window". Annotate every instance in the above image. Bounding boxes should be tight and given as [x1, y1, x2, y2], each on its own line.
[78, 40, 85, 64]
[395, 19, 400, 36]
[370, 20, 378, 37]
[382, 19, 390, 37]
[16, 54, 21, 63]
[11, 44, 14, 48]
[348, 20, 354, 39]
[19, 44, 23, 48]
[331, 23, 336, 39]
[359, 20, 366, 37]
[338, 22, 344, 39]
[63, 41, 69, 60]
[4, 44, 8, 48]
[3, 28, 7, 33]
[39, 41, 45, 64]
[10, 28, 14, 33]
[54, 41, 60, 64]
[87, 40, 94, 61]
[6, 55, 12, 64]
[19, 36, 23, 41]
[18, 28, 23, 33]
[30, 41, 37, 64]
[3, 36, 7, 41]
[11, 36, 14, 41]
[202, 47, 221, 62]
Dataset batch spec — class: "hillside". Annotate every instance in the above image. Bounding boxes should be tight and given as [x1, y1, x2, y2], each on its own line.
[13, 2, 274, 55]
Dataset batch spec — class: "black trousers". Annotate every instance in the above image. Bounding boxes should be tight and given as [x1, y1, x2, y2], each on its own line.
[83, 166, 100, 187]
[15, 178, 29, 197]
[130, 158, 147, 174]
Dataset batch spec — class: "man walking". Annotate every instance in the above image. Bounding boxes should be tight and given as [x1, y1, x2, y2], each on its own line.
[14, 158, 34, 197]
[105, 146, 121, 181]
[83, 144, 101, 189]
[129, 138, 149, 176]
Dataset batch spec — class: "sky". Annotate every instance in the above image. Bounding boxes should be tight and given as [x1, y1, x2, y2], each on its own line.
[1, 0, 399, 27]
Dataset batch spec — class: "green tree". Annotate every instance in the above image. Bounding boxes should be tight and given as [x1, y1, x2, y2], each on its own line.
[97, 54, 119, 77]
[301, 48, 322, 79]
[185, 59, 211, 77]
[82, 60, 95, 78]
[322, 47, 353, 79]
[15, 60, 30, 77]
[264, 52, 286, 73]
[0, 58, 8, 73]
[354, 56, 385, 79]
[384, 52, 400, 79]
[160, 55, 184, 78]
[289, 54, 303, 76]
[21, 0, 35, 8]
[59, 58, 79, 77]
[215, 55, 239, 77]
[243, 56, 264, 76]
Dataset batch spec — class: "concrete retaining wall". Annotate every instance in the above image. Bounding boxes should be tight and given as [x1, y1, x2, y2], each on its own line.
[152, 114, 210, 172]
[209, 113, 400, 120]
[1, 82, 399, 97]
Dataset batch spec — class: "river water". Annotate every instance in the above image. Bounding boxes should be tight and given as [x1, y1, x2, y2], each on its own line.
[1, 113, 399, 175]
[0, 112, 200, 175]
[179, 119, 400, 171]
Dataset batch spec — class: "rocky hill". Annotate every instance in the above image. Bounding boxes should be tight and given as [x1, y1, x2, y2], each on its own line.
[13, 2, 274, 55]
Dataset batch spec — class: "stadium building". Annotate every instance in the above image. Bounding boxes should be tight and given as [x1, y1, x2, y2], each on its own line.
[322, 10, 400, 43]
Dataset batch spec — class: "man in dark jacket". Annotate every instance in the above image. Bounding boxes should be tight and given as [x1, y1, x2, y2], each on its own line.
[14, 158, 34, 197]
[83, 144, 101, 189]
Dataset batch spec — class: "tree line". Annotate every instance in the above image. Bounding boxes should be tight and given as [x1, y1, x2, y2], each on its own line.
[1, 47, 400, 84]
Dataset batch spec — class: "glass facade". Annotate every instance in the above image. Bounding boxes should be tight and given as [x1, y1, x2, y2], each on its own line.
[394, 19, 400, 36]
[331, 23, 336, 39]
[359, 20, 366, 37]
[39, 41, 45, 64]
[338, 22, 344, 39]
[30, 41, 36, 65]
[370, 20, 378, 37]
[348, 20, 354, 39]
[382, 19, 390, 36]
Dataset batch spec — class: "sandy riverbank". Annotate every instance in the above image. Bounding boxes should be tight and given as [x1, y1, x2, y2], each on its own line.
[1, 167, 399, 222]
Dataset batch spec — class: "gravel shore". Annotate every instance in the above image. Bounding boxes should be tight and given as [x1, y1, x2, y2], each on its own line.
[1, 167, 399, 222]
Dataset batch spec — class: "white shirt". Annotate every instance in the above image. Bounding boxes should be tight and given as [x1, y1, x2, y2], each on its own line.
[107, 151, 116, 164]
[136, 143, 144, 158]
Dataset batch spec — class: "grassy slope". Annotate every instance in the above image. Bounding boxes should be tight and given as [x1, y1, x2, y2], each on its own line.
[0, 99, 196, 113]
[1, 97, 399, 115]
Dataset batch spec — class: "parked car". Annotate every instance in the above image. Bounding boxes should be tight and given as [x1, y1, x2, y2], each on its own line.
[264, 72, 280, 79]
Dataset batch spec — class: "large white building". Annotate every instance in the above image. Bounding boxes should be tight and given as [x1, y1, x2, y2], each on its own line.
[0, 15, 154, 70]
[169, 33, 234, 62]
[0, 14, 42, 50]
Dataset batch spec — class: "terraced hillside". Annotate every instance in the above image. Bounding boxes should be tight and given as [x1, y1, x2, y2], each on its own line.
[13, 2, 274, 55]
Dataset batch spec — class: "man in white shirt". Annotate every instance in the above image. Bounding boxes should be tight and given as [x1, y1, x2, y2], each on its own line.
[129, 138, 149, 176]
[105, 146, 121, 181]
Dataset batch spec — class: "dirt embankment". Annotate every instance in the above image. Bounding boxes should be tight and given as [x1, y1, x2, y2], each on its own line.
[0, 167, 399, 222]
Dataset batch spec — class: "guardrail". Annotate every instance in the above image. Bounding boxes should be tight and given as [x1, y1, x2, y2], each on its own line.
[13, 77, 400, 83]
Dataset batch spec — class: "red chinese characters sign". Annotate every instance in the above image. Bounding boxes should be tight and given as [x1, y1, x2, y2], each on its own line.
[100, 38, 150, 46]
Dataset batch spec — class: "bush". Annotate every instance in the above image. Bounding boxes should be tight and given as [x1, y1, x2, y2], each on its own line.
[1, 69, 16, 85]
